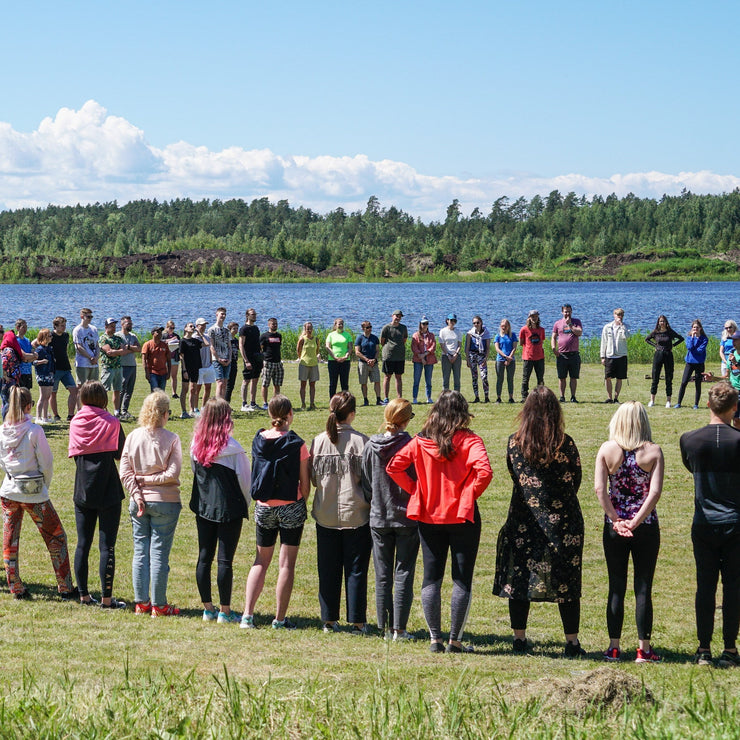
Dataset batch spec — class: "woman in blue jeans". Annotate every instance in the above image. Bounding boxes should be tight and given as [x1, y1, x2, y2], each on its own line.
[120, 390, 183, 616]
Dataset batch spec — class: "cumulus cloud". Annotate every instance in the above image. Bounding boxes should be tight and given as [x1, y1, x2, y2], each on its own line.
[1, 101, 739, 219]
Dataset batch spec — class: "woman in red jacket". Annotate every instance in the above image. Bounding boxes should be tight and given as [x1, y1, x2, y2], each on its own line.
[387, 390, 492, 653]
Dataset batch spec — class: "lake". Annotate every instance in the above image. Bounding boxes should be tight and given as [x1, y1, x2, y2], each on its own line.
[1, 281, 737, 338]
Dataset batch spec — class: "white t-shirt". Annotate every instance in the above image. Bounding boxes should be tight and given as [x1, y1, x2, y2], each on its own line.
[73, 323, 99, 367]
[439, 326, 462, 356]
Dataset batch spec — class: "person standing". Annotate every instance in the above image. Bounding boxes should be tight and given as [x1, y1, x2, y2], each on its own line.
[32, 329, 55, 423]
[178, 323, 203, 418]
[194, 319, 214, 411]
[99, 318, 126, 417]
[720, 321, 738, 378]
[50, 316, 79, 422]
[411, 317, 437, 405]
[73, 308, 100, 387]
[551, 304, 583, 403]
[645, 315, 684, 408]
[325, 318, 353, 399]
[494, 319, 518, 404]
[260, 317, 283, 410]
[239, 308, 262, 412]
[1, 331, 37, 420]
[594, 402, 664, 663]
[296, 321, 320, 411]
[225, 322, 240, 405]
[208, 308, 232, 400]
[15, 319, 33, 391]
[354, 321, 383, 406]
[438, 314, 462, 393]
[519, 310, 545, 402]
[163, 321, 181, 400]
[142, 327, 172, 392]
[680, 382, 740, 667]
[675, 319, 709, 410]
[465, 315, 491, 403]
[116, 316, 141, 421]
[600, 308, 629, 404]
[380, 310, 408, 403]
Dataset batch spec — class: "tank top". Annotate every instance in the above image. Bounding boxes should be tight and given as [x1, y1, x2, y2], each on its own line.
[607, 449, 657, 525]
[299, 335, 319, 366]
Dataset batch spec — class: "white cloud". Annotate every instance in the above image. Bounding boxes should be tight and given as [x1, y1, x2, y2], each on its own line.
[1, 101, 739, 219]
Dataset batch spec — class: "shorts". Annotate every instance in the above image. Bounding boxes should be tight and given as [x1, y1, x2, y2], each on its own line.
[100, 366, 123, 392]
[604, 356, 628, 379]
[382, 360, 405, 376]
[53, 370, 76, 392]
[255, 499, 307, 547]
[37, 375, 54, 388]
[213, 361, 231, 381]
[262, 361, 284, 387]
[298, 363, 320, 382]
[242, 356, 264, 381]
[76, 366, 99, 384]
[197, 366, 216, 385]
[556, 352, 581, 380]
[357, 361, 380, 384]
[181, 366, 192, 384]
[19, 374, 32, 390]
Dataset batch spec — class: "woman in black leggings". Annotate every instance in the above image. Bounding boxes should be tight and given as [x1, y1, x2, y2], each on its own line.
[68, 381, 126, 608]
[595, 401, 664, 663]
[190, 398, 250, 624]
[645, 315, 683, 408]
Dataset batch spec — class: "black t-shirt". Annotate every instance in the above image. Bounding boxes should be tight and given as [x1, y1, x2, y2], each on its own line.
[50, 332, 71, 371]
[179, 336, 203, 374]
[239, 324, 261, 357]
[260, 331, 282, 363]
[680, 423, 740, 525]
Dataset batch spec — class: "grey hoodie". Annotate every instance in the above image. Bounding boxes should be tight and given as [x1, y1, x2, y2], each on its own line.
[0, 415, 53, 503]
[361, 432, 417, 528]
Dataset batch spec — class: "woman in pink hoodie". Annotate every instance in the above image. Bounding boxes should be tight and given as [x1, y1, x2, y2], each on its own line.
[68, 381, 126, 608]
[387, 390, 492, 653]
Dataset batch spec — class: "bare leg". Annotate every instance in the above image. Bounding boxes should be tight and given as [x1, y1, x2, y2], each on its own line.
[394, 374, 403, 399]
[244, 545, 275, 616]
[275, 544, 299, 621]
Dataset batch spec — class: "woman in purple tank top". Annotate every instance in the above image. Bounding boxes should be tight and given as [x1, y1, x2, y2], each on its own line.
[594, 401, 664, 664]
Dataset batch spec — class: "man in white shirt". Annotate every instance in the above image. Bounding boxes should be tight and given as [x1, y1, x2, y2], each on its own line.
[600, 308, 629, 403]
[73, 307, 99, 386]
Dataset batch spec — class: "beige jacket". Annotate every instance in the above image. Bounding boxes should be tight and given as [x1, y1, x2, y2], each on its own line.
[120, 427, 182, 504]
[310, 425, 369, 529]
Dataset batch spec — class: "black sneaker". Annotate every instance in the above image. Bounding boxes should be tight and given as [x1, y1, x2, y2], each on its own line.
[429, 642, 445, 653]
[564, 640, 586, 658]
[513, 638, 528, 654]
[694, 649, 712, 666]
[363, 398, 369, 407]
[100, 598, 127, 610]
[376, 398, 384, 406]
[80, 596, 99, 606]
[717, 650, 740, 668]
[14, 590, 32, 601]
[60, 587, 81, 601]
[570, 397, 579, 403]
[604, 398, 613, 404]
[559, 396, 566, 403]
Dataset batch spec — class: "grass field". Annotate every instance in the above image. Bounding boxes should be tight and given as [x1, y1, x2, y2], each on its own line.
[1, 360, 739, 738]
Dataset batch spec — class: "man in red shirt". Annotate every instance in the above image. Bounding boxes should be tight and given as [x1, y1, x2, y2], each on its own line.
[142, 327, 172, 392]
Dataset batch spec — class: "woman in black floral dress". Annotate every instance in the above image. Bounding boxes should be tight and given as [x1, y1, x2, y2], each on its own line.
[493, 385, 585, 657]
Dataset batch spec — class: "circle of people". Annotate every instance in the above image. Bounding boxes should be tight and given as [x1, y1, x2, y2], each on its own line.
[1, 305, 740, 666]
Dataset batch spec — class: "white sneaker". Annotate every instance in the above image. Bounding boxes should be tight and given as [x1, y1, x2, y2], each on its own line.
[647, 401, 654, 407]
[35, 417, 47, 425]
[241, 403, 250, 412]
[665, 401, 671, 409]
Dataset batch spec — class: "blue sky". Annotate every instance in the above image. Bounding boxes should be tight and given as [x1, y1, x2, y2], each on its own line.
[1, 1, 738, 219]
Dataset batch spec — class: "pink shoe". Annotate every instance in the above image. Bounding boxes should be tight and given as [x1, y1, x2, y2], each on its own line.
[151, 603, 180, 617]
[635, 647, 661, 663]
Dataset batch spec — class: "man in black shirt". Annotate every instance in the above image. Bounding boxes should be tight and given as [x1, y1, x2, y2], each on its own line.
[49, 316, 79, 421]
[259, 317, 283, 409]
[680, 382, 740, 667]
[239, 308, 262, 411]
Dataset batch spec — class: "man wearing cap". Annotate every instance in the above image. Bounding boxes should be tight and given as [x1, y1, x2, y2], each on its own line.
[680, 382, 740, 667]
[142, 326, 172, 392]
[600, 308, 629, 404]
[380, 310, 408, 403]
[73, 307, 99, 386]
[438, 313, 462, 392]
[551, 304, 583, 403]
[519, 310, 546, 401]
[116, 316, 141, 421]
[99, 317, 127, 416]
[208, 307, 231, 400]
[355, 321, 383, 406]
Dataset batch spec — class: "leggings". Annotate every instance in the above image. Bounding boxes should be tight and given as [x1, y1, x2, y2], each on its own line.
[468, 353, 489, 400]
[650, 351, 674, 397]
[676, 362, 705, 406]
[495, 360, 516, 399]
[327, 361, 350, 399]
[74, 502, 121, 598]
[195, 516, 243, 606]
[603, 522, 660, 640]
[508, 599, 581, 635]
[418, 510, 481, 642]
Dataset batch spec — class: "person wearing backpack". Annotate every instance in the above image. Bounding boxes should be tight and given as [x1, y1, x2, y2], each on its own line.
[240, 394, 310, 629]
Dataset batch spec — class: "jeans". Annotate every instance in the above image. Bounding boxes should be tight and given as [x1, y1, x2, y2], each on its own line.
[121, 366, 136, 413]
[412, 363, 434, 401]
[441, 355, 461, 391]
[495, 359, 516, 399]
[148, 373, 168, 392]
[129, 499, 181, 605]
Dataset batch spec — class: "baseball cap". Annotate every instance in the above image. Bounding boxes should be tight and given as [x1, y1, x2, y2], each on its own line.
[528, 309, 539, 317]
[105, 317, 117, 326]
[392, 309, 404, 317]
[195, 317, 207, 326]
[420, 315, 429, 323]
[151, 326, 165, 334]
[447, 313, 457, 321]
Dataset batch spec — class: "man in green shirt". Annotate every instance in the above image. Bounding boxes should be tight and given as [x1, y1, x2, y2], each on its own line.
[380, 309, 408, 403]
[99, 317, 126, 416]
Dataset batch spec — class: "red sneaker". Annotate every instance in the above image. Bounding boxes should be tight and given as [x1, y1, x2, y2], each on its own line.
[134, 601, 152, 615]
[635, 647, 661, 663]
[151, 603, 180, 617]
[603, 646, 621, 662]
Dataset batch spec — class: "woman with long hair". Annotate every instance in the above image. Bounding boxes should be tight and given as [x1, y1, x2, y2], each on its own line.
[120, 390, 182, 617]
[494, 318, 518, 404]
[645, 315, 683, 408]
[297, 321, 320, 411]
[325, 318, 353, 399]
[361, 398, 418, 641]
[163, 320, 181, 399]
[387, 390, 492, 653]
[68, 381, 126, 607]
[594, 401, 663, 663]
[411, 317, 437, 404]
[675, 319, 709, 409]
[241, 394, 310, 629]
[32, 328, 55, 424]
[720, 320, 738, 378]
[0, 386, 76, 600]
[493, 386, 585, 656]
[310, 392, 371, 633]
[190, 398, 250, 624]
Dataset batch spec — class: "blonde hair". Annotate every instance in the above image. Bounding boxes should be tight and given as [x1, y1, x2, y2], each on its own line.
[383, 398, 413, 433]
[4, 386, 32, 425]
[722, 320, 738, 341]
[138, 390, 170, 430]
[608, 401, 652, 451]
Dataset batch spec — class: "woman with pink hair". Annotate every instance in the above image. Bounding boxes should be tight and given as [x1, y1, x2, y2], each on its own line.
[190, 398, 251, 624]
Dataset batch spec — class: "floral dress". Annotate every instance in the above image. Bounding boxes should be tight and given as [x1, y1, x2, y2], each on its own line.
[494, 434, 583, 603]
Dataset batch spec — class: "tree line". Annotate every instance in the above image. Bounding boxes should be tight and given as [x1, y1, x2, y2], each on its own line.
[1, 189, 739, 281]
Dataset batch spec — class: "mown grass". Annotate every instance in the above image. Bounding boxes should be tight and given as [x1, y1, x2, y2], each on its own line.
[1, 361, 738, 738]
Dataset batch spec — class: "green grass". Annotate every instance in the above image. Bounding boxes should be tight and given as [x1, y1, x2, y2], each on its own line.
[1, 361, 738, 738]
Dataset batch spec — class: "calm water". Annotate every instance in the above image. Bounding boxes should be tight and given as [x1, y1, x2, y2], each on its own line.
[1, 281, 737, 338]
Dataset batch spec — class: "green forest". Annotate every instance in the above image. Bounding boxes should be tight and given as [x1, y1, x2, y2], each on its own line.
[1, 189, 739, 282]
